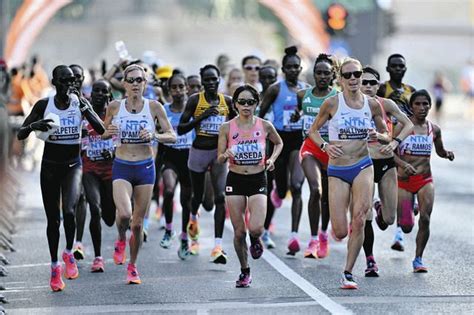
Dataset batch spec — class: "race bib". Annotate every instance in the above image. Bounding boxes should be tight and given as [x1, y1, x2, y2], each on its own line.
[200, 115, 226, 135]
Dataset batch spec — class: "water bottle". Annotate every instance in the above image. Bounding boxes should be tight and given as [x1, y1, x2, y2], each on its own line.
[111, 117, 121, 147]
[115, 41, 130, 60]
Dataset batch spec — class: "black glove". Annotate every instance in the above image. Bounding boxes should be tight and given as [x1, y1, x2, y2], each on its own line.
[30, 119, 54, 132]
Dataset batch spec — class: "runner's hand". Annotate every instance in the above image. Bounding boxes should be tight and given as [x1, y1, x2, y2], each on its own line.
[106, 124, 119, 136]
[30, 119, 54, 132]
[326, 144, 344, 159]
[266, 158, 275, 171]
[201, 107, 219, 119]
[402, 163, 417, 175]
[139, 128, 153, 141]
[290, 109, 301, 123]
[445, 151, 455, 161]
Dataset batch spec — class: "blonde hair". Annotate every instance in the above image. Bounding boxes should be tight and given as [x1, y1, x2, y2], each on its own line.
[339, 57, 362, 75]
[123, 64, 146, 80]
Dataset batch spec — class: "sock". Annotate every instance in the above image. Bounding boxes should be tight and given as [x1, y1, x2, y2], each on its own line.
[51, 261, 60, 268]
[143, 218, 149, 230]
[95, 256, 102, 259]
[165, 223, 172, 231]
[241, 267, 250, 275]
[311, 235, 318, 241]
[181, 232, 188, 241]
[249, 235, 258, 245]
[363, 220, 374, 257]
[74, 241, 82, 247]
[191, 214, 198, 221]
[344, 270, 353, 278]
[214, 238, 222, 247]
[319, 230, 328, 241]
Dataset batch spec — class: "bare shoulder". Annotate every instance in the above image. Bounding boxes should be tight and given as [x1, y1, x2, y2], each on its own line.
[107, 100, 121, 113]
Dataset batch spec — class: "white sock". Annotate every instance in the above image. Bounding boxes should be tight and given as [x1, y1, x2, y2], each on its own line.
[215, 238, 222, 247]
[291, 231, 298, 238]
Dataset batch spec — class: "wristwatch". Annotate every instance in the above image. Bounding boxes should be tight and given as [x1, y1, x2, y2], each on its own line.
[320, 142, 329, 152]
[393, 137, 402, 144]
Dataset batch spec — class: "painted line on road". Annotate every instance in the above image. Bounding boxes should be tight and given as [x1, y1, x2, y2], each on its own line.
[224, 221, 352, 315]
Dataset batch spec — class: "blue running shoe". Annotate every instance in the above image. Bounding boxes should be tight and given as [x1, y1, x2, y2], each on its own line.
[413, 257, 428, 273]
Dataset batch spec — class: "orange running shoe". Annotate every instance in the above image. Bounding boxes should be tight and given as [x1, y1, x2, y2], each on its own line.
[91, 257, 105, 273]
[113, 239, 127, 265]
[50, 265, 65, 292]
[187, 219, 200, 241]
[209, 245, 227, 264]
[304, 239, 318, 259]
[190, 240, 200, 255]
[127, 263, 141, 284]
[62, 251, 79, 279]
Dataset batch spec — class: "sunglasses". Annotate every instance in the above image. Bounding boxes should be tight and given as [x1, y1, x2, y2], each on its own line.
[58, 77, 75, 84]
[341, 71, 363, 79]
[244, 65, 260, 71]
[124, 77, 145, 84]
[236, 98, 257, 106]
[361, 79, 378, 86]
[389, 64, 406, 69]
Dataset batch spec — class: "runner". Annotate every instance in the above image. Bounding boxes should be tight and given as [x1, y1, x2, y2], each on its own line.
[257, 65, 278, 248]
[258, 46, 309, 255]
[394, 89, 454, 272]
[80, 79, 117, 272]
[295, 54, 338, 259]
[102, 64, 176, 284]
[217, 84, 282, 287]
[377, 53, 417, 251]
[360, 66, 414, 276]
[17, 65, 105, 291]
[158, 72, 194, 261]
[309, 58, 389, 289]
[178, 64, 236, 263]
[242, 55, 262, 92]
[187, 75, 202, 96]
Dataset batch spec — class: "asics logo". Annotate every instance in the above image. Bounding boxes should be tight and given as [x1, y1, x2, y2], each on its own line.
[232, 133, 239, 139]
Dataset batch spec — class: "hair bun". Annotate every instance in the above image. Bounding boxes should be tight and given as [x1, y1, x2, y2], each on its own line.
[285, 46, 298, 55]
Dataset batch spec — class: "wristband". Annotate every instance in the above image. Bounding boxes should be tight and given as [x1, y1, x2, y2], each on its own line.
[320, 142, 329, 152]
[393, 137, 402, 144]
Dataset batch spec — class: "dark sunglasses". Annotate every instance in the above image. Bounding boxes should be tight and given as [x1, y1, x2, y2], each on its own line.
[341, 71, 363, 79]
[58, 77, 75, 84]
[361, 79, 378, 86]
[244, 65, 260, 71]
[236, 98, 257, 106]
[124, 77, 145, 84]
[389, 64, 406, 69]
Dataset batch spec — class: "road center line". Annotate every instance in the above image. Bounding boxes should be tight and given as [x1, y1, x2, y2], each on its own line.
[224, 221, 352, 314]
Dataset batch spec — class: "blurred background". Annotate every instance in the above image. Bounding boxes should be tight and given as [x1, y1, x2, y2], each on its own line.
[0, 0, 472, 89]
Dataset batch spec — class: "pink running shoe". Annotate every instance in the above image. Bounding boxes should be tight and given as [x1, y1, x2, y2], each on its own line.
[304, 240, 318, 259]
[62, 251, 79, 280]
[235, 272, 252, 288]
[270, 181, 283, 208]
[287, 237, 300, 255]
[127, 263, 141, 284]
[91, 257, 105, 273]
[50, 265, 65, 292]
[317, 232, 329, 258]
[113, 239, 127, 265]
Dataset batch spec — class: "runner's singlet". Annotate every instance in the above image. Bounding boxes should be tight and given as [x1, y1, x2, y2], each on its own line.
[228, 117, 266, 166]
[193, 92, 229, 137]
[301, 87, 338, 140]
[272, 80, 308, 131]
[398, 122, 434, 157]
[44, 94, 82, 144]
[164, 104, 194, 150]
[114, 98, 155, 144]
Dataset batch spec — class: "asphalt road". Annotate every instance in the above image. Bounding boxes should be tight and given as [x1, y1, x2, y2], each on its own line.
[2, 114, 473, 314]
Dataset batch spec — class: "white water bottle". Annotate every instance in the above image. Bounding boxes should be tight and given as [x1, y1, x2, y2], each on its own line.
[115, 40, 130, 60]
[111, 117, 121, 147]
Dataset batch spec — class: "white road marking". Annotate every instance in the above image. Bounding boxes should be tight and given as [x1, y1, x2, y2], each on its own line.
[224, 221, 352, 314]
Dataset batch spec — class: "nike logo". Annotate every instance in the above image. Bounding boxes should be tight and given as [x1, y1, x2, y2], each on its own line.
[146, 164, 153, 169]
[259, 187, 265, 192]
[382, 165, 388, 171]
[69, 162, 78, 168]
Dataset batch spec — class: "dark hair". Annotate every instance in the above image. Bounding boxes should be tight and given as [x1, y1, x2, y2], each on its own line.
[313, 53, 333, 72]
[409, 89, 431, 107]
[232, 84, 260, 105]
[282, 46, 301, 66]
[199, 64, 220, 78]
[52, 65, 70, 79]
[187, 75, 200, 81]
[259, 65, 277, 75]
[387, 53, 405, 65]
[92, 79, 113, 102]
[69, 64, 84, 72]
[362, 66, 380, 81]
[167, 70, 187, 89]
[241, 55, 262, 67]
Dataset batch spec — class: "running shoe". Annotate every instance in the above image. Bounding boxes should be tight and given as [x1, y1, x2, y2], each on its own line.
[270, 183, 283, 208]
[62, 251, 79, 280]
[340, 272, 358, 289]
[304, 239, 319, 259]
[235, 272, 252, 288]
[317, 231, 329, 258]
[187, 219, 200, 241]
[413, 257, 428, 273]
[177, 240, 190, 260]
[261, 231, 275, 249]
[374, 200, 388, 231]
[210, 245, 227, 264]
[287, 237, 300, 256]
[190, 240, 200, 255]
[91, 257, 105, 273]
[126, 263, 141, 284]
[50, 265, 65, 292]
[73, 243, 85, 260]
[249, 238, 264, 259]
[113, 239, 127, 265]
[365, 256, 379, 277]
[160, 230, 176, 249]
[391, 229, 405, 252]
